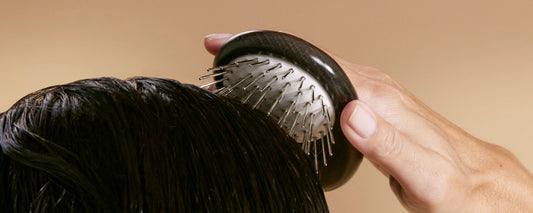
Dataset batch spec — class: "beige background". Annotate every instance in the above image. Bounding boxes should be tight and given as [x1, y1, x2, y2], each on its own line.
[1, 1, 532, 212]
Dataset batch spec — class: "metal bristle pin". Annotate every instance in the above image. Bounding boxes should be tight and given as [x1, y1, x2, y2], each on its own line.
[201, 55, 336, 173]
[199, 30, 362, 191]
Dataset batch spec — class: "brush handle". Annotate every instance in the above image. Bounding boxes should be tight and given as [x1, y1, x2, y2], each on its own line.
[214, 30, 362, 191]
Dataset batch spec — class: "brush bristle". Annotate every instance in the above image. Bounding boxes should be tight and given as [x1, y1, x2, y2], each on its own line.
[200, 55, 336, 173]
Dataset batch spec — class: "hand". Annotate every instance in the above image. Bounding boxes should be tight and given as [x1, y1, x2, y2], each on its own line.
[336, 57, 533, 212]
[204, 33, 533, 212]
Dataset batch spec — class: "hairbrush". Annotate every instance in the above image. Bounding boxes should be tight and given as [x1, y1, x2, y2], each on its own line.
[199, 30, 362, 191]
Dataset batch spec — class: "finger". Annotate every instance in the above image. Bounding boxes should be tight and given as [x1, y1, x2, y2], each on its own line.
[389, 176, 412, 210]
[204, 33, 234, 55]
[340, 100, 428, 182]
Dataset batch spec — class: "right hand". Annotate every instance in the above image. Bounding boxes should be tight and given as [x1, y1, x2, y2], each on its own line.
[334, 47, 533, 212]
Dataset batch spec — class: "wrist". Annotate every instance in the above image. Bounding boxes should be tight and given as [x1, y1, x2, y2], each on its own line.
[465, 141, 533, 212]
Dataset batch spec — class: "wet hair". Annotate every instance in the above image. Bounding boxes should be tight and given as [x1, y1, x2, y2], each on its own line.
[0, 77, 328, 212]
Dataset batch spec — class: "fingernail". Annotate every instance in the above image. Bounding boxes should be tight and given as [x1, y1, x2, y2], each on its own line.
[205, 33, 233, 41]
[347, 103, 376, 139]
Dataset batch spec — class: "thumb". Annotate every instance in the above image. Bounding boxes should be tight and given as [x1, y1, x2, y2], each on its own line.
[340, 100, 419, 179]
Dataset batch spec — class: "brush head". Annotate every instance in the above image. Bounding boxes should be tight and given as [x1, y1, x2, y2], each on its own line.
[201, 30, 362, 191]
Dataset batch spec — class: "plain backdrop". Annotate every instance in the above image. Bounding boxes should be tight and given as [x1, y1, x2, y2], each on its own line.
[1, 1, 532, 212]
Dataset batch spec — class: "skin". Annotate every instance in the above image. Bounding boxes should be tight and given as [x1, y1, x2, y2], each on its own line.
[204, 33, 533, 212]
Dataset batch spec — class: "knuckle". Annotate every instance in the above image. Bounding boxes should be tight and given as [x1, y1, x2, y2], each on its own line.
[369, 127, 403, 160]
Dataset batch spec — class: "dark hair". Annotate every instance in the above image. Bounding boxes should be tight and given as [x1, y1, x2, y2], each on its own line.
[0, 77, 328, 212]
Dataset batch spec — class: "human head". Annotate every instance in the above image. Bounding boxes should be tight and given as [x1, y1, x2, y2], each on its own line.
[0, 77, 328, 212]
